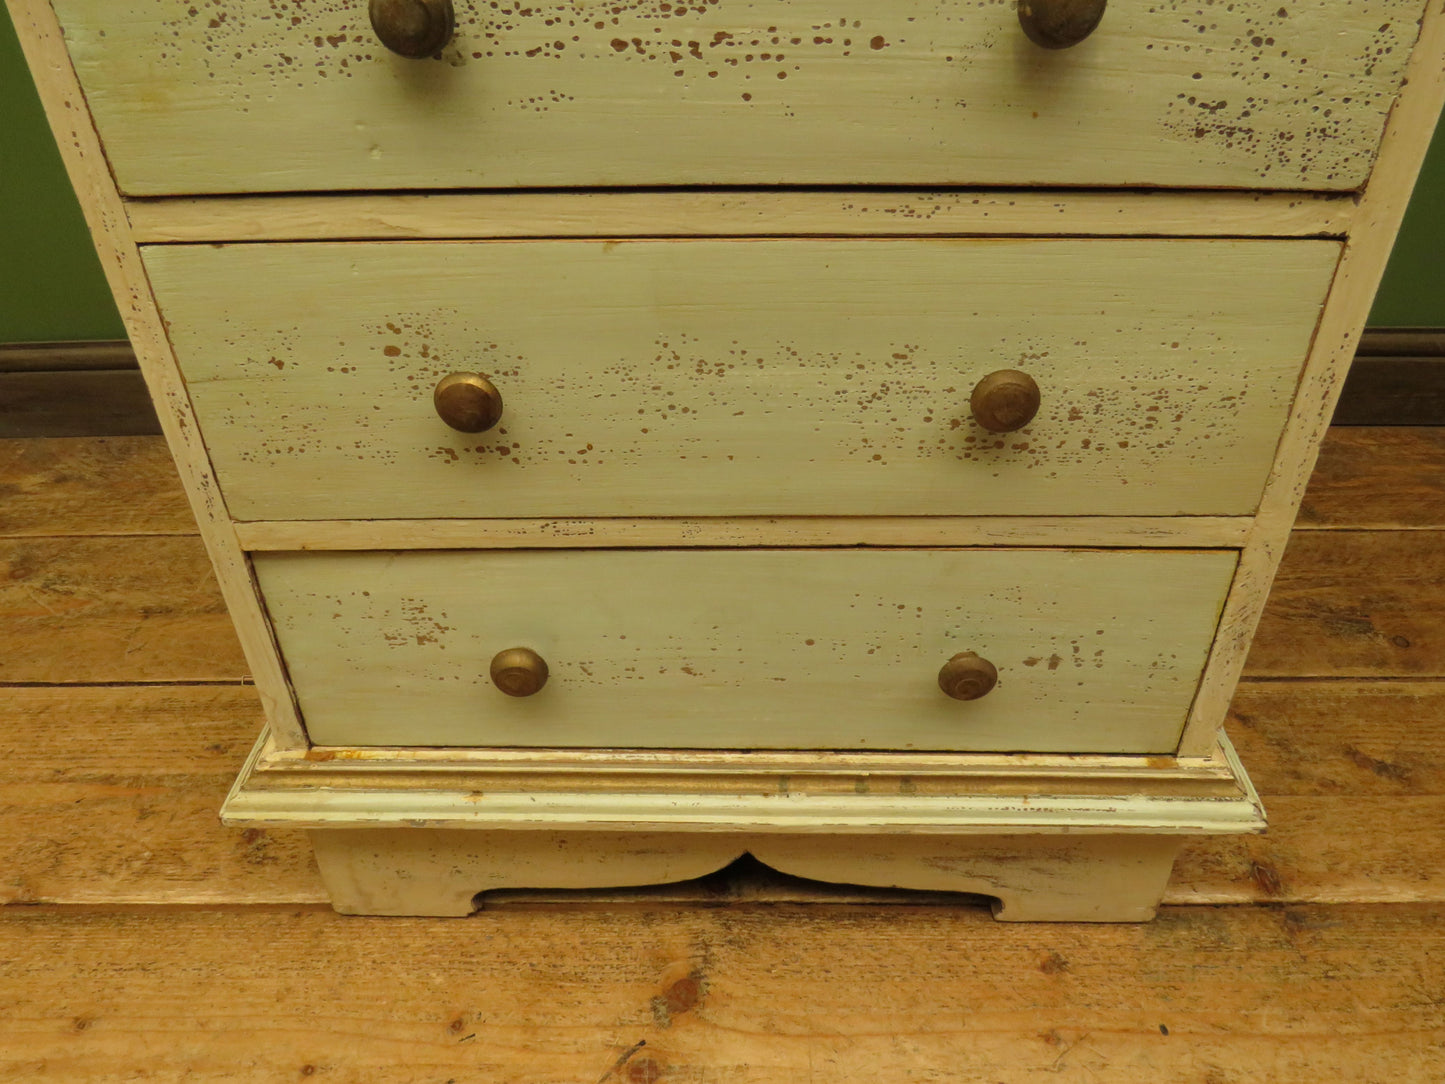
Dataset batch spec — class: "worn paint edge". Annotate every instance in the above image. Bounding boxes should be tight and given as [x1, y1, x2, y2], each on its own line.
[223, 726, 1261, 833]
[124, 190, 1357, 244]
[234, 517, 1253, 551]
[222, 783, 1265, 835]
[1176, 0, 1445, 756]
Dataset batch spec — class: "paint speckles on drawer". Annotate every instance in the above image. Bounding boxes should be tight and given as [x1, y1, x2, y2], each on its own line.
[55, 0, 1428, 192]
[142, 237, 1340, 520]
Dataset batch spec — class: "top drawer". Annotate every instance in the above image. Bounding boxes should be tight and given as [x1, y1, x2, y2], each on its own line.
[55, 0, 1424, 195]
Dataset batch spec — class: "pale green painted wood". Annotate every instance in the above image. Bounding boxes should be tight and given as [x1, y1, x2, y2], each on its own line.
[254, 548, 1237, 751]
[145, 239, 1339, 520]
[52, 0, 1424, 194]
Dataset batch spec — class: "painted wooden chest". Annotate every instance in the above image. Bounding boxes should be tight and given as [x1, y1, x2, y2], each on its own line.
[11, 0, 1444, 919]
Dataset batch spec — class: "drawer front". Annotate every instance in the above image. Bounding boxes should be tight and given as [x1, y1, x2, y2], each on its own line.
[256, 548, 1236, 752]
[57, 0, 1422, 194]
[147, 238, 1337, 520]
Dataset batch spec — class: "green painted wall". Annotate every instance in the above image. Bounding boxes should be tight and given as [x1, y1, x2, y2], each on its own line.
[0, 3, 1441, 343]
[1368, 109, 1445, 327]
[1, 5, 124, 343]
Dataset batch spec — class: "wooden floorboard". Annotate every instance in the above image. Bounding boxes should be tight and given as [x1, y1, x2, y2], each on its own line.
[1295, 426, 1445, 529]
[2, 430, 1444, 1080]
[1245, 530, 1445, 677]
[2, 679, 1442, 908]
[0, 686, 325, 907]
[0, 535, 247, 683]
[0, 436, 194, 537]
[2, 903, 1442, 1083]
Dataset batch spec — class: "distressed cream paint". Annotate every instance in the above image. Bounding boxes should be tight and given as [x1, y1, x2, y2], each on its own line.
[252, 547, 1237, 749]
[14, 0, 1444, 917]
[143, 238, 1339, 520]
[51, 0, 1424, 193]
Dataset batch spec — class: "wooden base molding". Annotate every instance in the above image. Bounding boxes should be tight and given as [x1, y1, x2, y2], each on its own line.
[228, 728, 1262, 920]
[310, 828, 1186, 922]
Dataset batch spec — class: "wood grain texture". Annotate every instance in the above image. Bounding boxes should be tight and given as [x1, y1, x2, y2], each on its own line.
[1171, 794, 1445, 904]
[1172, 681, 1445, 903]
[124, 189, 1358, 243]
[255, 548, 1235, 751]
[0, 436, 194, 537]
[0, 685, 323, 906]
[5, 0, 307, 746]
[1296, 427, 1445, 529]
[1244, 531, 1445, 678]
[0, 536, 246, 683]
[52, 0, 1424, 194]
[144, 239, 1338, 520]
[3, 903, 1444, 1082]
[1175, 0, 1445, 755]
[1227, 680, 1445, 797]
[2, 679, 1438, 908]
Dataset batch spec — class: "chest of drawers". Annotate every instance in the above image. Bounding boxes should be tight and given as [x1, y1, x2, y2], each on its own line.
[12, 0, 1444, 920]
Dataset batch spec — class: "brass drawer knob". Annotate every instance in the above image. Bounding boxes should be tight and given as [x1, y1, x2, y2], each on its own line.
[490, 647, 549, 697]
[434, 371, 503, 433]
[369, 0, 455, 58]
[970, 369, 1041, 433]
[1017, 0, 1106, 49]
[938, 652, 999, 701]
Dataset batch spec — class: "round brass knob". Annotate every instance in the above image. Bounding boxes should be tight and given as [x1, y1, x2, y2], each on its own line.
[434, 372, 503, 433]
[369, 0, 455, 58]
[970, 369, 1041, 433]
[938, 652, 999, 701]
[490, 647, 548, 697]
[1017, 0, 1106, 49]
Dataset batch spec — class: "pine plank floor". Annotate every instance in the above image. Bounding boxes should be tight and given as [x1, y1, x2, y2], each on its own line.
[1, 430, 1443, 1081]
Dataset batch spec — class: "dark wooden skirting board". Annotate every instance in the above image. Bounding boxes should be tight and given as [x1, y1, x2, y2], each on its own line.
[0, 342, 137, 372]
[0, 370, 162, 438]
[2, 329, 1442, 437]
[1336, 327, 1445, 425]
[0, 342, 159, 438]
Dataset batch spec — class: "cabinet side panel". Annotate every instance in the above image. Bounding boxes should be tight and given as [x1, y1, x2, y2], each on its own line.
[1178, 0, 1445, 755]
[4, 0, 306, 748]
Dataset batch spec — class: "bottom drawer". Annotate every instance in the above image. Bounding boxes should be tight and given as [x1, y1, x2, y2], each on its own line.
[255, 549, 1235, 753]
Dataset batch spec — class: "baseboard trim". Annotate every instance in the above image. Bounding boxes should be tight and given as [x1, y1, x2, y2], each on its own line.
[0, 340, 160, 438]
[1354, 328, 1445, 358]
[1336, 328, 1445, 426]
[0, 340, 137, 372]
[1, 332, 1441, 438]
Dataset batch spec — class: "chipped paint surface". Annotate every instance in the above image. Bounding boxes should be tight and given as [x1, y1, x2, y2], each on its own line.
[142, 238, 1339, 520]
[55, 0, 1425, 192]
[253, 547, 1237, 750]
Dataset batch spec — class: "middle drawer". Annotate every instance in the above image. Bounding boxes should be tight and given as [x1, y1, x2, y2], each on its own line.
[146, 238, 1338, 520]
